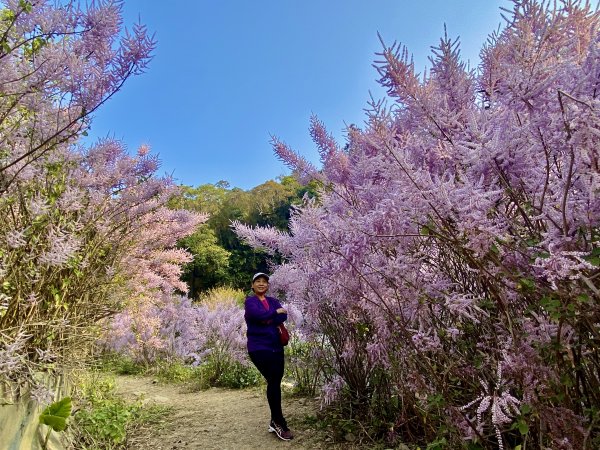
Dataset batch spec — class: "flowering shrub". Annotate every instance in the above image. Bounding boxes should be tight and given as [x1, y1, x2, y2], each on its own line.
[235, 1, 600, 448]
[0, 1, 203, 403]
[103, 294, 248, 375]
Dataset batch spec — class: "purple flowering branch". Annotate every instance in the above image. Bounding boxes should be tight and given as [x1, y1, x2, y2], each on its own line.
[235, 1, 600, 447]
[0, 2, 203, 404]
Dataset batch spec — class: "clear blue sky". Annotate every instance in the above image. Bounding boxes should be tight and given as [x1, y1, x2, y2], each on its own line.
[85, 0, 509, 190]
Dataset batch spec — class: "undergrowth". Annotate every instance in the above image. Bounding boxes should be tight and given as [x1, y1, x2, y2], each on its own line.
[96, 352, 262, 389]
[69, 371, 171, 449]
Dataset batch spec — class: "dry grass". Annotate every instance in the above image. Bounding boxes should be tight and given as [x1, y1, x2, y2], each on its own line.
[197, 286, 246, 309]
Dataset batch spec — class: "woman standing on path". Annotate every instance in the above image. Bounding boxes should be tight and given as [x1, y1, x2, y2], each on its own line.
[244, 272, 294, 441]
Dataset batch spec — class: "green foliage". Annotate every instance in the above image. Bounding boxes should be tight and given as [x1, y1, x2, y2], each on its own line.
[95, 353, 146, 376]
[215, 361, 262, 389]
[40, 396, 72, 449]
[154, 361, 200, 383]
[197, 286, 246, 309]
[168, 182, 229, 215]
[303, 406, 354, 442]
[98, 351, 259, 391]
[97, 350, 259, 391]
[425, 437, 448, 450]
[72, 372, 170, 449]
[75, 399, 136, 446]
[511, 403, 532, 437]
[178, 226, 231, 298]
[39, 396, 72, 432]
[19, 0, 33, 14]
[171, 176, 320, 292]
[583, 247, 600, 267]
[195, 360, 262, 390]
[286, 337, 325, 396]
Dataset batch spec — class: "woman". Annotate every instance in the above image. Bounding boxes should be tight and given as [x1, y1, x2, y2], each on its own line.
[244, 272, 294, 441]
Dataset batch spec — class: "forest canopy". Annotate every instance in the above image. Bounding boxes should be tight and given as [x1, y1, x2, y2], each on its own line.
[170, 176, 319, 296]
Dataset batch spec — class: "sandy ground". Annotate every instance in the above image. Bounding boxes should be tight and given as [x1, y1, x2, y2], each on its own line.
[115, 375, 333, 450]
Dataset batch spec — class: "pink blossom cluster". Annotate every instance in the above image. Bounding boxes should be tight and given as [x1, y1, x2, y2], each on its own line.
[0, 0, 154, 192]
[76, 139, 207, 297]
[235, 1, 600, 447]
[102, 294, 248, 368]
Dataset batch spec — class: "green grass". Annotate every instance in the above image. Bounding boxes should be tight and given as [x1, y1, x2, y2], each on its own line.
[94, 351, 262, 388]
[93, 352, 145, 376]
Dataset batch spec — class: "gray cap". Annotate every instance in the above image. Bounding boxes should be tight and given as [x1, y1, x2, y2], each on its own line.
[252, 272, 270, 282]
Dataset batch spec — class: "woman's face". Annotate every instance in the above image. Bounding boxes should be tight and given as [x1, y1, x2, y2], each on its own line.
[252, 277, 269, 295]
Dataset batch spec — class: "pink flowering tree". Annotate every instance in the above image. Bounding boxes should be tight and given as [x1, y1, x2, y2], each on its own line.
[235, 1, 600, 448]
[0, 1, 205, 403]
[0, 0, 153, 192]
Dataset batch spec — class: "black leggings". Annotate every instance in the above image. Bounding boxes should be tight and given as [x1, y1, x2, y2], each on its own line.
[249, 350, 286, 427]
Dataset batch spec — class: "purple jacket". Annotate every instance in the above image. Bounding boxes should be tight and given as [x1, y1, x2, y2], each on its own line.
[244, 295, 288, 353]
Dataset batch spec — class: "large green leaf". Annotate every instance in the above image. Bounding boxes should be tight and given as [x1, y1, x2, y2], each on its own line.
[39, 397, 72, 432]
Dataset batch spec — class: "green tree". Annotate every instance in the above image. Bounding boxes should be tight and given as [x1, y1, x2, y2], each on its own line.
[168, 182, 228, 215]
[172, 177, 320, 293]
[178, 226, 231, 298]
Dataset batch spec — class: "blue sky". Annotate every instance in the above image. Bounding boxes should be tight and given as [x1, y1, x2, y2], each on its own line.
[86, 0, 509, 190]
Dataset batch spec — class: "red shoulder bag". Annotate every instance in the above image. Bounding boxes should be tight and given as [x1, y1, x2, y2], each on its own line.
[277, 323, 289, 346]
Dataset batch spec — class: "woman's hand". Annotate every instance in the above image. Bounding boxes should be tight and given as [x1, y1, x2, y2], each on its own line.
[276, 307, 287, 314]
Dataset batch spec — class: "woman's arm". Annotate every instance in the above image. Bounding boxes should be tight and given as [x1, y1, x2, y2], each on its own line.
[244, 297, 278, 323]
[272, 298, 288, 325]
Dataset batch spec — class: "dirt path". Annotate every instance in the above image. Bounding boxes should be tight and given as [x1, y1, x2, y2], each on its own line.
[115, 375, 330, 450]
